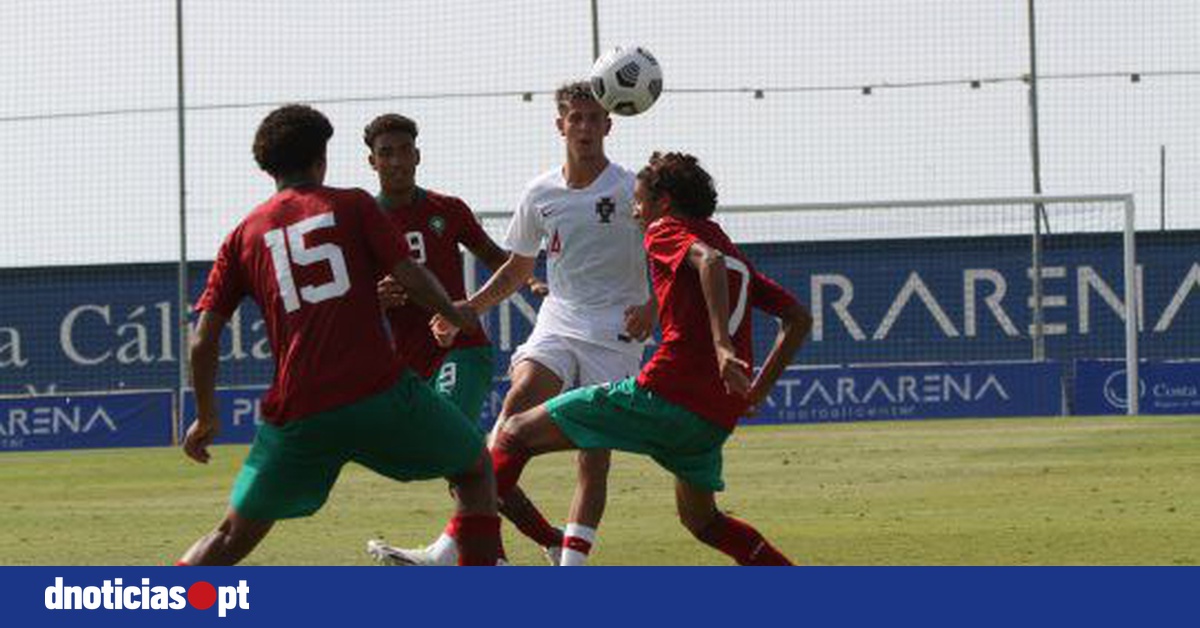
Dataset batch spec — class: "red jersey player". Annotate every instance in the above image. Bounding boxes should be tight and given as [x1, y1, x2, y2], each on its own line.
[177, 104, 500, 566]
[362, 113, 545, 565]
[485, 152, 812, 565]
[363, 113, 544, 419]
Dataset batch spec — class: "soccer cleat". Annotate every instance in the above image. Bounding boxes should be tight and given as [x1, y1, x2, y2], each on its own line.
[542, 544, 563, 566]
[366, 539, 454, 567]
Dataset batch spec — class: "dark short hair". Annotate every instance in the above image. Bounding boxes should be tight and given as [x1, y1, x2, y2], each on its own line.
[363, 113, 419, 149]
[636, 152, 719, 219]
[555, 80, 599, 114]
[252, 104, 333, 178]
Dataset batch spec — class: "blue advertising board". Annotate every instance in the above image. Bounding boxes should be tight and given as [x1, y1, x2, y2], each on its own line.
[179, 385, 492, 444]
[483, 361, 1064, 428]
[742, 231, 1200, 366]
[0, 262, 266, 396]
[1, 232, 1197, 409]
[1074, 359, 1200, 415]
[0, 391, 173, 452]
[0, 358, 1069, 453]
[743, 361, 1064, 424]
[179, 387, 268, 444]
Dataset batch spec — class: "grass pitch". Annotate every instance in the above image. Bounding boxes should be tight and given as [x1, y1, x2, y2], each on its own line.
[1, 416, 1197, 565]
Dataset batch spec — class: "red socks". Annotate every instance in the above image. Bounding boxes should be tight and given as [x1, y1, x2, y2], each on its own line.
[491, 431, 531, 498]
[696, 513, 793, 566]
[447, 513, 502, 566]
[500, 494, 565, 548]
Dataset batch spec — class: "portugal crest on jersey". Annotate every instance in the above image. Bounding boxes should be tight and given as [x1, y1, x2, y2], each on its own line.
[595, 197, 616, 223]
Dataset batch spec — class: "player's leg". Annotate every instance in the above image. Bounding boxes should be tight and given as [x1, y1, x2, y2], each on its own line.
[428, 351, 504, 562]
[646, 403, 792, 566]
[490, 357, 570, 560]
[560, 448, 609, 565]
[352, 372, 501, 566]
[178, 510, 274, 566]
[491, 399, 578, 494]
[541, 377, 792, 566]
[369, 337, 570, 565]
[674, 479, 793, 566]
[558, 341, 642, 565]
[484, 398, 584, 559]
[431, 345, 495, 422]
[179, 407, 350, 565]
[444, 450, 501, 566]
[395, 346, 500, 564]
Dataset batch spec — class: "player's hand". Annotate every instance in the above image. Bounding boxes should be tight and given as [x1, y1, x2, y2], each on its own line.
[715, 345, 752, 398]
[744, 380, 771, 415]
[182, 417, 219, 464]
[430, 313, 461, 348]
[377, 276, 408, 309]
[623, 301, 657, 342]
[527, 278, 549, 298]
[449, 301, 480, 333]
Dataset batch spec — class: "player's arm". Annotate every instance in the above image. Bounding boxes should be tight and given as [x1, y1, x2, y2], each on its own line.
[687, 241, 751, 397]
[390, 257, 479, 332]
[748, 301, 812, 409]
[465, 252, 537, 314]
[623, 289, 657, 342]
[744, 271, 812, 409]
[429, 251, 534, 347]
[468, 235, 509, 272]
[184, 310, 226, 464]
[465, 236, 547, 296]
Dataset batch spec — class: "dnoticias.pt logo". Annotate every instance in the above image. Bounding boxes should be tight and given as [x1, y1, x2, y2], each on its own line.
[45, 577, 249, 617]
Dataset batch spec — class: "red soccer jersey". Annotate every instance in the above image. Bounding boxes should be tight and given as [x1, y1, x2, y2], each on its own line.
[378, 188, 491, 379]
[636, 216, 799, 430]
[196, 185, 410, 424]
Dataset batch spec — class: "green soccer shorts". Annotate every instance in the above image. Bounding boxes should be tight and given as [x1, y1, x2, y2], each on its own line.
[544, 377, 732, 492]
[230, 370, 485, 521]
[429, 345, 495, 429]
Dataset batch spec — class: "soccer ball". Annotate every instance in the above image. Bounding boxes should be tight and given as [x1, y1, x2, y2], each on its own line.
[589, 46, 663, 116]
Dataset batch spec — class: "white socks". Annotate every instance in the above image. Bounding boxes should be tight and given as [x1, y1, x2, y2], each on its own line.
[428, 532, 458, 564]
[560, 523, 597, 567]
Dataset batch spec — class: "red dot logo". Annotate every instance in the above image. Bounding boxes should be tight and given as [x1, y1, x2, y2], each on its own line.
[188, 581, 217, 610]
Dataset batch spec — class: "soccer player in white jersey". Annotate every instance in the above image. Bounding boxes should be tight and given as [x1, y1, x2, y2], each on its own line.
[370, 81, 655, 566]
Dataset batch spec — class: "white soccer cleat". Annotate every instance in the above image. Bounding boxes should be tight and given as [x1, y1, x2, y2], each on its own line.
[366, 539, 454, 567]
[542, 544, 563, 566]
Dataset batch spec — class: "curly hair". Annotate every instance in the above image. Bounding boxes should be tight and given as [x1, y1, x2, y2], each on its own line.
[554, 80, 599, 114]
[252, 104, 333, 178]
[636, 152, 719, 219]
[362, 113, 419, 149]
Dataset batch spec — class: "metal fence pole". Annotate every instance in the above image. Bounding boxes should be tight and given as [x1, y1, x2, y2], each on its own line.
[175, 0, 189, 443]
[1027, 0, 1046, 362]
[590, 0, 601, 60]
[1123, 196, 1140, 415]
[1160, 145, 1166, 231]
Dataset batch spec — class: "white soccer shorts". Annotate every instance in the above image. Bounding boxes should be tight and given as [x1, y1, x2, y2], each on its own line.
[510, 328, 642, 390]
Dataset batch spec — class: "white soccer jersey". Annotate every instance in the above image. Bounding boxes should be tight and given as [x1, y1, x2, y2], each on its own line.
[505, 162, 649, 354]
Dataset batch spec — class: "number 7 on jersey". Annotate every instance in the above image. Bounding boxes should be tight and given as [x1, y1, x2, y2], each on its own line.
[725, 257, 751, 335]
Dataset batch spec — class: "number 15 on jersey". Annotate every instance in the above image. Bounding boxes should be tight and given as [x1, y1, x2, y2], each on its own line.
[263, 213, 351, 313]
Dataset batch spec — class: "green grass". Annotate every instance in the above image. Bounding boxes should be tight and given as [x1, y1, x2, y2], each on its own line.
[2, 416, 1198, 565]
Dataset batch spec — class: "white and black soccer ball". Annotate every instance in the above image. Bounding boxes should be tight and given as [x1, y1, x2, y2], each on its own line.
[589, 46, 663, 116]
